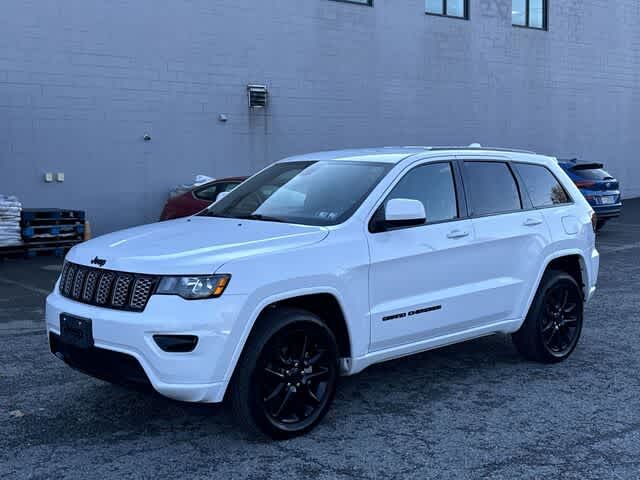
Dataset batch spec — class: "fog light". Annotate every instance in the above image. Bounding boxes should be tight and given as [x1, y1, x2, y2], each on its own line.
[153, 335, 198, 353]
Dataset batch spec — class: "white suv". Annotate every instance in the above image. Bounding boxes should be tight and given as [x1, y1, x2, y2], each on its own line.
[46, 147, 599, 438]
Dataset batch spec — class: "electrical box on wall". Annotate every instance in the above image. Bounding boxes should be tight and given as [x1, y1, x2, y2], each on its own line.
[247, 84, 268, 109]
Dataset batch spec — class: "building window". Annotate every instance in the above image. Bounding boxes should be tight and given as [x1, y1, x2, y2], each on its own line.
[330, 0, 373, 6]
[425, 0, 468, 19]
[512, 0, 547, 29]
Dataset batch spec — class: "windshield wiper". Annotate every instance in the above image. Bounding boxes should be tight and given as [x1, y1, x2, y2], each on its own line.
[235, 214, 285, 223]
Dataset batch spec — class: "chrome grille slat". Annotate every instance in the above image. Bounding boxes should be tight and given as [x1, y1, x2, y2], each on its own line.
[96, 272, 115, 305]
[112, 275, 133, 307]
[63, 264, 77, 296]
[72, 268, 86, 299]
[59, 262, 156, 312]
[83, 270, 99, 302]
[131, 277, 154, 310]
[59, 263, 71, 291]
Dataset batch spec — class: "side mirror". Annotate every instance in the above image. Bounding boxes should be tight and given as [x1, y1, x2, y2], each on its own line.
[216, 191, 229, 202]
[383, 198, 426, 229]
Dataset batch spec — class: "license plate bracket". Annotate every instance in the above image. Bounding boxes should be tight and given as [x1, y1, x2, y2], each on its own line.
[60, 314, 94, 349]
[600, 196, 615, 205]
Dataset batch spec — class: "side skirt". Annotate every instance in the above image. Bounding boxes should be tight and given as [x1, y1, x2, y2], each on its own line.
[344, 318, 523, 376]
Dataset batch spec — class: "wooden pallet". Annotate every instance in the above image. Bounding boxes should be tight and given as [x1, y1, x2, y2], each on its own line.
[21, 208, 85, 226]
[22, 223, 85, 241]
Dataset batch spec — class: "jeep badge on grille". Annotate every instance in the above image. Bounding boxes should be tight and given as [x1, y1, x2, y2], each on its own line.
[91, 256, 107, 267]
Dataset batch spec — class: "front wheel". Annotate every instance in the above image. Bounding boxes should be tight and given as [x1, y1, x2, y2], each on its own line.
[512, 270, 584, 363]
[230, 307, 338, 439]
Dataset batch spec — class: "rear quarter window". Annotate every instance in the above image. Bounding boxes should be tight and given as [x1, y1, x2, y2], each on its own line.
[514, 163, 571, 208]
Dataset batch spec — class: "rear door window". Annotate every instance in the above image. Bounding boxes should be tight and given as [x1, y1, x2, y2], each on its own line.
[463, 161, 522, 216]
[514, 163, 571, 207]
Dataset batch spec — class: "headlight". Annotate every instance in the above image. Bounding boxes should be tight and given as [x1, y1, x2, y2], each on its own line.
[156, 274, 230, 300]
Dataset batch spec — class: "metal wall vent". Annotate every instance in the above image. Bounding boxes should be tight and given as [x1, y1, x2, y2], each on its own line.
[247, 84, 268, 109]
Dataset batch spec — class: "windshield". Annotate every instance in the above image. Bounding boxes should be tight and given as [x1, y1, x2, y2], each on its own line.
[201, 161, 391, 226]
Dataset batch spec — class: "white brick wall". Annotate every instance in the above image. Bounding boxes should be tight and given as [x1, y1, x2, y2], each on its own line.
[0, 0, 639, 233]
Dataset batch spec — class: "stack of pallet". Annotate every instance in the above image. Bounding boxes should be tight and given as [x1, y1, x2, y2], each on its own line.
[20, 208, 86, 257]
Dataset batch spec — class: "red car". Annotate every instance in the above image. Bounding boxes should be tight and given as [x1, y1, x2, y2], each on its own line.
[159, 177, 247, 221]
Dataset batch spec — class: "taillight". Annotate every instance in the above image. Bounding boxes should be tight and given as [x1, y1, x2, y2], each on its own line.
[591, 212, 597, 233]
[575, 180, 597, 189]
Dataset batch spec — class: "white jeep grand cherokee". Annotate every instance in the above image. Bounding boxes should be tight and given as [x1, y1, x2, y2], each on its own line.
[46, 147, 599, 438]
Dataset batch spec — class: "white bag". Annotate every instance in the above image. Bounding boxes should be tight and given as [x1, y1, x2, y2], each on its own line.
[0, 194, 22, 246]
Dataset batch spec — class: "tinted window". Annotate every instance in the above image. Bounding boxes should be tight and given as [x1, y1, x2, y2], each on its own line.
[386, 163, 458, 224]
[464, 162, 522, 215]
[572, 168, 614, 181]
[195, 182, 241, 201]
[194, 184, 220, 201]
[515, 164, 570, 207]
[219, 182, 240, 193]
[203, 161, 391, 226]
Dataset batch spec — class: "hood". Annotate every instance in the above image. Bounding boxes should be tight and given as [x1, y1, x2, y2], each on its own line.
[66, 216, 329, 275]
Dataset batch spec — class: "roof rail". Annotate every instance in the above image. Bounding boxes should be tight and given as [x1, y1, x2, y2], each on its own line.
[424, 146, 537, 154]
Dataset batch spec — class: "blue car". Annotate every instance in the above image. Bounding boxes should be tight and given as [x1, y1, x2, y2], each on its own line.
[558, 159, 622, 231]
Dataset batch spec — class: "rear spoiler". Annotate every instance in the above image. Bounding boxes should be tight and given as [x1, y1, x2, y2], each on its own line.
[570, 162, 604, 171]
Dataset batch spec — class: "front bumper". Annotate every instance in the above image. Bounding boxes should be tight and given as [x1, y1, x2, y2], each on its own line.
[46, 286, 248, 403]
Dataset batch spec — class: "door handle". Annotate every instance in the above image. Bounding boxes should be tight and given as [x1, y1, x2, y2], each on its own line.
[523, 217, 543, 227]
[447, 229, 469, 239]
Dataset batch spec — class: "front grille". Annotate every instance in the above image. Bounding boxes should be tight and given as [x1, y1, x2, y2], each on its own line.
[59, 262, 158, 312]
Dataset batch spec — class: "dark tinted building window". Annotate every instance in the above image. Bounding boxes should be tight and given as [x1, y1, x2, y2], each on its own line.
[387, 162, 458, 224]
[426, 0, 468, 19]
[515, 163, 570, 207]
[512, 0, 547, 29]
[464, 162, 522, 215]
[330, 0, 373, 6]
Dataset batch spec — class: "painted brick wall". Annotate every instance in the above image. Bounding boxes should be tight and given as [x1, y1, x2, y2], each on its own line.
[1, 0, 639, 234]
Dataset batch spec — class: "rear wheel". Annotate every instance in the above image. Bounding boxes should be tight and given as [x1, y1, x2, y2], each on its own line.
[512, 270, 583, 363]
[230, 307, 338, 439]
[595, 219, 607, 231]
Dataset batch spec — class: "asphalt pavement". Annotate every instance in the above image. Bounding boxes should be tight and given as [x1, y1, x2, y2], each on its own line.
[2, 199, 640, 479]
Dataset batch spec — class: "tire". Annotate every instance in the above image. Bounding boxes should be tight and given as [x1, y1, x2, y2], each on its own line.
[512, 270, 584, 363]
[229, 307, 339, 439]
[595, 219, 607, 232]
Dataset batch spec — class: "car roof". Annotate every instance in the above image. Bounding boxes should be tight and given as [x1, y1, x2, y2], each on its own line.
[280, 146, 554, 165]
[280, 147, 429, 164]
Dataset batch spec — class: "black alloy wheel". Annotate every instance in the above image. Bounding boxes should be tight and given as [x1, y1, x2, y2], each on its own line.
[258, 326, 335, 431]
[230, 307, 338, 439]
[541, 282, 581, 357]
[513, 270, 584, 363]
